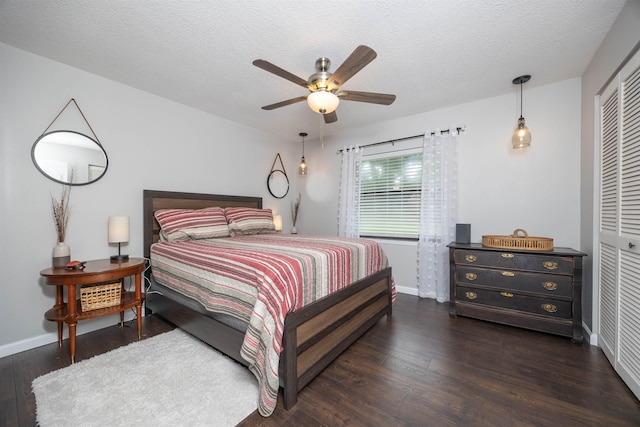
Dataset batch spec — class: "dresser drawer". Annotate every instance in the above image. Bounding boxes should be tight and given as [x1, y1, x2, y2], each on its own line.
[453, 249, 574, 275]
[456, 286, 572, 319]
[455, 266, 573, 299]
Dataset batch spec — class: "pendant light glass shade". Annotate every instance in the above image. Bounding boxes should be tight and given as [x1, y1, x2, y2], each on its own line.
[307, 91, 339, 114]
[298, 157, 307, 175]
[512, 75, 531, 149]
[298, 132, 308, 175]
[512, 116, 531, 148]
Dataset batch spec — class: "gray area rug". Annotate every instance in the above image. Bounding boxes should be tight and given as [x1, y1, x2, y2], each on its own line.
[32, 329, 258, 426]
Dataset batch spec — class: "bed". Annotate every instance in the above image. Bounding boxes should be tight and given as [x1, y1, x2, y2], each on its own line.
[143, 190, 394, 416]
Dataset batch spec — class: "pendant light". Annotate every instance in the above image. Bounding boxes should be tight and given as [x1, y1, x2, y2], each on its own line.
[512, 75, 532, 149]
[298, 132, 308, 175]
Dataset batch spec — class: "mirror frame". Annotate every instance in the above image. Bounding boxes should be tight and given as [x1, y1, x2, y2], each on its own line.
[267, 169, 289, 199]
[31, 130, 109, 186]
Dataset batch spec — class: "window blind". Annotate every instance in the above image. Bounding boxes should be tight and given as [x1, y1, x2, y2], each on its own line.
[359, 150, 422, 238]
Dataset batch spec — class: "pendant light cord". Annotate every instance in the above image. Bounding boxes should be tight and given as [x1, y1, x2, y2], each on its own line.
[520, 81, 523, 119]
[512, 75, 530, 119]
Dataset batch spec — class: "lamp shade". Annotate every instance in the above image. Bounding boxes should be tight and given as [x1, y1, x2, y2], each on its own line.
[108, 216, 130, 243]
[273, 214, 283, 231]
[307, 91, 339, 114]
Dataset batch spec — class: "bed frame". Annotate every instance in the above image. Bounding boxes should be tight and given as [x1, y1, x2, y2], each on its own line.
[143, 189, 393, 410]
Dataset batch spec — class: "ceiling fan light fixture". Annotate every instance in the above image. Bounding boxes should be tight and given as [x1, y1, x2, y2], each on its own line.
[307, 91, 339, 114]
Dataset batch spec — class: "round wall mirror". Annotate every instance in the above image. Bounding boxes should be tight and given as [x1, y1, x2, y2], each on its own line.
[267, 169, 289, 199]
[32, 130, 108, 185]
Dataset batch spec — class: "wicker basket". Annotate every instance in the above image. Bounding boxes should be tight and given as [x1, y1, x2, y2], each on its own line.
[80, 281, 122, 311]
[482, 229, 553, 251]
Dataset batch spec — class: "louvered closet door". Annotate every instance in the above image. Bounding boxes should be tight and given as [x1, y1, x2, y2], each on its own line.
[599, 82, 618, 364]
[598, 49, 640, 400]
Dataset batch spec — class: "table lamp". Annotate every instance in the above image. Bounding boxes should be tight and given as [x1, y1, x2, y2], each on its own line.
[273, 214, 283, 232]
[108, 216, 129, 261]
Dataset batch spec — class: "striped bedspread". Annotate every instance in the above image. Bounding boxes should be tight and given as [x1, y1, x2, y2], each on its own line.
[150, 234, 393, 416]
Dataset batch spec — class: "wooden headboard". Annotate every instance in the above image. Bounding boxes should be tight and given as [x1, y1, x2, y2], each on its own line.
[142, 190, 262, 258]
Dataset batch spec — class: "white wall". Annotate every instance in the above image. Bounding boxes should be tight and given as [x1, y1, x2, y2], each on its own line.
[298, 78, 583, 295]
[0, 43, 298, 356]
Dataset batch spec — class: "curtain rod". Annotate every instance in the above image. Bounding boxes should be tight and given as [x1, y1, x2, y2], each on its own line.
[336, 126, 466, 154]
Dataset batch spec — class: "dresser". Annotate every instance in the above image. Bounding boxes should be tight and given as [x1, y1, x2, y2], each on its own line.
[448, 243, 585, 343]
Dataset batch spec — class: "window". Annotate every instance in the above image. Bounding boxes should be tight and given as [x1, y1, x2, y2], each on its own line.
[359, 149, 422, 239]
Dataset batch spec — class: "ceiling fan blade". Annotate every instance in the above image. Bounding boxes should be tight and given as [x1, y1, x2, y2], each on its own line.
[328, 45, 377, 88]
[324, 111, 338, 124]
[261, 96, 307, 110]
[252, 59, 309, 88]
[337, 90, 396, 105]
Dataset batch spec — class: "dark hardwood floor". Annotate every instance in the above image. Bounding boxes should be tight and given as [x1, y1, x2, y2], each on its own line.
[2, 294, 638, 426]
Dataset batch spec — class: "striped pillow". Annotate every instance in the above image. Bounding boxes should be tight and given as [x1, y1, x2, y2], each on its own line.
[155, 207, 230, 242]
[225, 207, 275, 236]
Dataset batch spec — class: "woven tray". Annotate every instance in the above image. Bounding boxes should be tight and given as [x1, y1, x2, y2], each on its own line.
[80, 281, 122, 311]
[482, 228, 553, 251]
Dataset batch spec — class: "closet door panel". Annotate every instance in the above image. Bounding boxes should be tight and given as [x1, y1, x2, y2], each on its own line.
[598, 242, 617, 363]
[621, 61, 640, 243]
[616, 60, 640, 398]
[617, 250, 640, 397]
[599, 78, 619, 365]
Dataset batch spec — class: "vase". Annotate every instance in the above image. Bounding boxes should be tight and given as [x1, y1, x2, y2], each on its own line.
[52, 242, 70, 268]
[291, 226, 297, 234]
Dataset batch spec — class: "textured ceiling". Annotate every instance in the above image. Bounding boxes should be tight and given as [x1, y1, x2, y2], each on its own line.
[0, 0, 626, 142]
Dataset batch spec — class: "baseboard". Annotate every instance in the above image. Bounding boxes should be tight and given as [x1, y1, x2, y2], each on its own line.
[395, 285, 418, 296]
[0, 311, 138, 359]
[583, 322, 598, 347]
[0, 333, 58, 359]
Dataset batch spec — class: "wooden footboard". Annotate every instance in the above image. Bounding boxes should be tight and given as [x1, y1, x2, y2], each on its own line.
[281, 267, 393, 409]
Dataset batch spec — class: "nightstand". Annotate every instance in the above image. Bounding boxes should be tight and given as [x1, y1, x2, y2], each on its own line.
[40, 258, 146, 362]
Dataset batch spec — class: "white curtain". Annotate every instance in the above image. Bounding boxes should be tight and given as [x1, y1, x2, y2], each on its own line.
[337, 146, 362, 238]
[418, 131, 458, 302]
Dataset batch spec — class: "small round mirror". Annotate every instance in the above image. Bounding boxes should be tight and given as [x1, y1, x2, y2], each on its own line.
[32, 130, 108, 185]
[267, 170, 289, 199]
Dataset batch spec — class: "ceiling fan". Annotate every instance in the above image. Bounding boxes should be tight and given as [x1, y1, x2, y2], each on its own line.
[252, 45, 396, 124]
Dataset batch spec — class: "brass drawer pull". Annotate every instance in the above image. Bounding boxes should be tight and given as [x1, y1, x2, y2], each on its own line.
[465, 291, 478, 300]
[542, 282, 558, 291]
[465, 255, 477, 263]
[501, 253, 514, 258]
[501, 292, 514, 297]
[465, 273, 477, 281]
[502, 271, 515, 277]
[541, 303, 557, 313]
[542, 261, 558, 270]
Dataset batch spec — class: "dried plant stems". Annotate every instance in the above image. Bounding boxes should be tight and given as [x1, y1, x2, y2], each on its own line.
[291, 193, 301, 227]
[51, 179, 72, 243]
